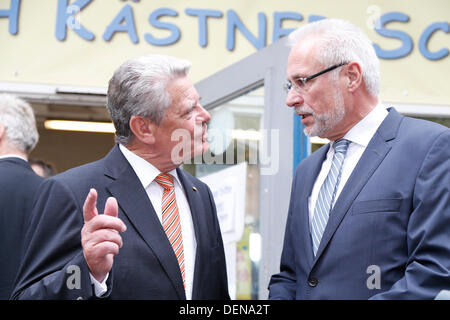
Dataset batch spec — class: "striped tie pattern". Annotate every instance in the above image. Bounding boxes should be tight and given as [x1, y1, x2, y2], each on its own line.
[155, 173, 185, 288]
[311, 139, 350, 256]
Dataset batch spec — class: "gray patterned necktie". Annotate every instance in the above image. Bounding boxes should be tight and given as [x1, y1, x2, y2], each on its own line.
[311, 139, 351, 256]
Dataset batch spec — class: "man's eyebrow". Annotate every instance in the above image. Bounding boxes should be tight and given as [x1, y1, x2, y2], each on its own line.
[183, 101, 196, 114]
[289, 73, 307, 80]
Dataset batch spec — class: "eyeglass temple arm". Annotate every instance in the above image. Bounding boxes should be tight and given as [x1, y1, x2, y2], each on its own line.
[302, 62, 348, 83]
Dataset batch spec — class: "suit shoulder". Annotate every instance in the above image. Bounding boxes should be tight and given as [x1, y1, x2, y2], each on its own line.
[41, 158, 110, 202]
[0, 160, 43, 188]
[400, 116, 449, 137]
[393, 116, 449, 154]
[51, 158, 105, 183]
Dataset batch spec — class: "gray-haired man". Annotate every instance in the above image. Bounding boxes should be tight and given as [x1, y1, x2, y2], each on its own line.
[0, 94, 43, 299]
[12, 55, 230, 300]
[269, 18, 450, 299]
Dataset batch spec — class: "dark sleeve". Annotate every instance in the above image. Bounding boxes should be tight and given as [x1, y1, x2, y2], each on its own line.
[371, 130, 450, 299]
[268, 173, 298, 300]
[11, 178, 96, 300]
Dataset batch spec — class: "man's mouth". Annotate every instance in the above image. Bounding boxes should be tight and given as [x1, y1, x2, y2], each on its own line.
[297, 112, 312, 119]
[295, 106, 313, 119]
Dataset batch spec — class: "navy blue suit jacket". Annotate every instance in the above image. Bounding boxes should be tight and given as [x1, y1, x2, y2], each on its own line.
[0, 157, 43, 299]
[269, 108, 450, 299]
[12, 145, 229, 300]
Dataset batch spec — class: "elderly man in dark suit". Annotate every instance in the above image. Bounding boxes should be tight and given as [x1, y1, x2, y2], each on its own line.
[269, 19, 450, 299]
[12, 54, 229, 300]
[0, 94, 43, 299]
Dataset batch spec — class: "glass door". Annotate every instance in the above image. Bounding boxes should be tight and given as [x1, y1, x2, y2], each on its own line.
[184, 87, 264, 299]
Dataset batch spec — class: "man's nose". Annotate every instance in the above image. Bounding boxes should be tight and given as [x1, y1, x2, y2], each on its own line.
[198, 104, 211, 122]
[286, 89, 304, 108]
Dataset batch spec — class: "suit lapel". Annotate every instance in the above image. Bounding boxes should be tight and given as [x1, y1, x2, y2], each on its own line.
[176, 168, 202, 244]
[312, 108, 401, 263]
[103, 145, 186, 299]
[175, 168, 205, 299]
[298, 144, 330, 267]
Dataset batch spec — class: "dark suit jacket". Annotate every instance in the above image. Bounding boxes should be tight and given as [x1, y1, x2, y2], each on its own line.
[0, 157, 43, 299]
[269, 108, 450, 299]
[11, 145, 229, 300]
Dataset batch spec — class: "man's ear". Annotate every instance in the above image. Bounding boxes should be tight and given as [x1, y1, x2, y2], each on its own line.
[129, 116, 156, 144]
[345, 61, 363, 93]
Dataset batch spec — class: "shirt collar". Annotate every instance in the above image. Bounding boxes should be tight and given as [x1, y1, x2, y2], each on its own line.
[342, 102, 389, 148]
[0, 154, 28, 162]
[118, 144, 181, 189]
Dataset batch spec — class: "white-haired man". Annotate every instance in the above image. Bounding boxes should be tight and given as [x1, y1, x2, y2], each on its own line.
[12, 55, 230, 300]
[269, 19, 450, 299]
[0, 94, 42, 299]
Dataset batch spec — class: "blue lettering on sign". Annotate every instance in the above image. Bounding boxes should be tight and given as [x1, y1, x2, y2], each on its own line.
[226, 9, 266, 51]
[373, 12, 413, 59]
[103, 4, 138, 43]
[145, 8, 180, 46]
[272, 12, 303, 42]
[185, 8, 223, 47]
[55, 0, 95, 41]
[308, 15, 326, 23]
[419, 22, 449, 60]
[0, 0, 20, 35]
[1, 1, 448, 62]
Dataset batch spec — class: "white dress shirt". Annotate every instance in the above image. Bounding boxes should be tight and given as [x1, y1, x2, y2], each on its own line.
[0, 154, 28, 162]
[308, 103, 389, 222]
[91, 144, 197, 299]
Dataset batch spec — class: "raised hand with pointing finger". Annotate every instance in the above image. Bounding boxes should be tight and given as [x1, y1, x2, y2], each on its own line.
[81, 189, 126, 283]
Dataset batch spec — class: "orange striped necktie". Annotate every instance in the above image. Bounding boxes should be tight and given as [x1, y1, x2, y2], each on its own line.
[154, 173, 186, 289]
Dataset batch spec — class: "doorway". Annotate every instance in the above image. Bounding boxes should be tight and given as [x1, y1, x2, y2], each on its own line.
[192, 36, 309, 299]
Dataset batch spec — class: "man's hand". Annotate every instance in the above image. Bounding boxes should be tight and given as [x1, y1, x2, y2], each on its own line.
[81, 188, 126, 283]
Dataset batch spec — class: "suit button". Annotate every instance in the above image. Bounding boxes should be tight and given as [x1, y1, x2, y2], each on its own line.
[308, 276, 318, 287]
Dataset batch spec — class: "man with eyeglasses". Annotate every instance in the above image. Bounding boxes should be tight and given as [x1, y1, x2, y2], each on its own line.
[269, 19, 450, 299]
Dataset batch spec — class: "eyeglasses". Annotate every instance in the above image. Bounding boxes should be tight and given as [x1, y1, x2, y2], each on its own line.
[284, 62, 348, 94]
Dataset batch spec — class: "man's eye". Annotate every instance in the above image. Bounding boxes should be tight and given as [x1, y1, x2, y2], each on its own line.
[183, 108, 194, 118]
[294, 78, 306, 87]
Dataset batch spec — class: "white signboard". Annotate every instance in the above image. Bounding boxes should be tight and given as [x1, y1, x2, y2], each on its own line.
[200, 162, 247, 299]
